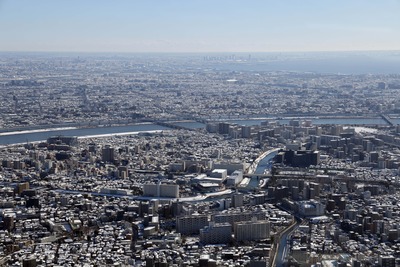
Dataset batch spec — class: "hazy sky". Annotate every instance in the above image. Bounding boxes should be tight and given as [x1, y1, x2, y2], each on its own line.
[0, 0, 399, 53]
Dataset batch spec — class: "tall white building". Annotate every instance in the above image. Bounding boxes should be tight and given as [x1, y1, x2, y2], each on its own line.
[226, 170, 243, 186]
[210, 169, 228, 180]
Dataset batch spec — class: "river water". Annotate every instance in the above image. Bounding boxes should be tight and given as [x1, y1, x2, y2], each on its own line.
[0, 123, 170, 146]
[255, 150, 279, 175]
[0, 116, 396, 146]
[243, 149, 279, 189]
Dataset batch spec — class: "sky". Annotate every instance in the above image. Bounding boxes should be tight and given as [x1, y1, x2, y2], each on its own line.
[0, 0, 399, 53]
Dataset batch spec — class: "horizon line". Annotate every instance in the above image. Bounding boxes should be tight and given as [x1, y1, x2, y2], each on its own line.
[1, 49, 400, 55]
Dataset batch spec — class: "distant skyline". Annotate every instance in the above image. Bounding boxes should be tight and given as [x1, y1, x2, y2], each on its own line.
[1, 0, 399, 53]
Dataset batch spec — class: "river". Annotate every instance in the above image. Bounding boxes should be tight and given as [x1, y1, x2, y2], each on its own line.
[254, 149, 279, 175]
[0, 116, 396, 146]
[243, 148, 279, 189]
[0, 123, 170, 146]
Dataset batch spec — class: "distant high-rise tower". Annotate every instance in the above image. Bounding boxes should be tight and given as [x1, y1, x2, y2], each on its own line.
[377, 82, 387, 90]
[130, 223, 139, 251]
[232, 192, 244, 208]
[102, 145, 115, 163]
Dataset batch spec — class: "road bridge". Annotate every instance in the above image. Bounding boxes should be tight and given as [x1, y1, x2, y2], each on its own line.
[153, 121, 196, 131]
[380, 114, 396, 126]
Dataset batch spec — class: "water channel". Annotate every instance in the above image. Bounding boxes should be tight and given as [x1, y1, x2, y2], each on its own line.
[1, 116, 395, 146]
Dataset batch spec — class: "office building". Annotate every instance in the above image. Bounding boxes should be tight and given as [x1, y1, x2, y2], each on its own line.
[210, 169, 228, 180]
[231, 192, 244, 208]
[226, 170, 243, 186]
[102, 145, 115, 163]
[275, 149, 320, 167]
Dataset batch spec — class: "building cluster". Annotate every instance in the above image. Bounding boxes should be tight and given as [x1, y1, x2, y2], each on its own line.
[207, 119, 400, 173]
[0, 116, 398, 265]
[0, 53, 400, 266]
[285, 190, 400, 266]
[1, 54, 400, 132]
[0, 128, 285, 266]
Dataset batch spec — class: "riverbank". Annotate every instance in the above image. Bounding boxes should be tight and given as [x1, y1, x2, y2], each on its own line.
[0, 127, 78, 136]
[0, 123, 171, 146]
[77, 130, 167, 140]
[0, 115, 391, 147]
[0, 122, 155, 135]
[1, 114, 396, 136]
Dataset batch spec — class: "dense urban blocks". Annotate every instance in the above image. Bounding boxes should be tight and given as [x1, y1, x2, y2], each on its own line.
[0, 54, 400, 266]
